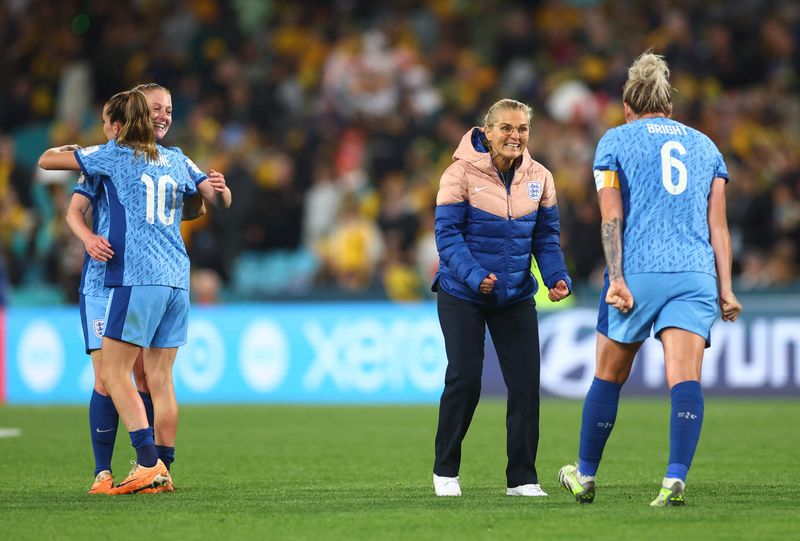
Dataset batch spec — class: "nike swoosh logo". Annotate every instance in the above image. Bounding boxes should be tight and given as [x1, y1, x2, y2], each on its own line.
[474, 186, 488, 192]
[96, 428, 115, 433]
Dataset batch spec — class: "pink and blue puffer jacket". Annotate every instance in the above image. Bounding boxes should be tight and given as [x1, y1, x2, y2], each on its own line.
[432, 127, 572, 306]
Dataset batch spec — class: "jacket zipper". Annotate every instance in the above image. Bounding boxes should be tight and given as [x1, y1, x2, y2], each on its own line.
[493, 166, 513, 220]
[493, 166, 514, 299]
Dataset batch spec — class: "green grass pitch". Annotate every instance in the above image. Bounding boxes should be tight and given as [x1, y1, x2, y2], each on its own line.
[0, 399, 797, 540]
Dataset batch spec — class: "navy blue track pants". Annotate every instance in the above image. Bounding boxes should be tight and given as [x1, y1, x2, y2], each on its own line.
[433, 290, 542, 487]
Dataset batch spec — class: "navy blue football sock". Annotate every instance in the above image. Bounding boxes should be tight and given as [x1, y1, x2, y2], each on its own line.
[156, 445, 175, 471]
[89, 390, 119, 475]
[578, 377, 622, 477]
[139, 391, 154, 428]
[666, 380, 704, 482]
[129, 427, 158, 467]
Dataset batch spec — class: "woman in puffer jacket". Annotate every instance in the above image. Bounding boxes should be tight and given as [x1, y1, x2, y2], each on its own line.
[431, 98, 572, 498]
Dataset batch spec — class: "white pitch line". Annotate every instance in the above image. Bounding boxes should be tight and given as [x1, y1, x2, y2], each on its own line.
[0, 428, 21, 438]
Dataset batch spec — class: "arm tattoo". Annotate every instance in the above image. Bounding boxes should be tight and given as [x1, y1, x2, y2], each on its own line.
[601, 218, 623, 280]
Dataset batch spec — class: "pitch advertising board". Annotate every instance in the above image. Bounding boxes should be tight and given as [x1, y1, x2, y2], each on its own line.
[2, 303, 798, 404]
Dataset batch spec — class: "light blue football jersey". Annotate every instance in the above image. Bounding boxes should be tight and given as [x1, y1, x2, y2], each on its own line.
[75, 140, 203, 290]
[593, 117, 729, 276]
[73, 172, 111, 297]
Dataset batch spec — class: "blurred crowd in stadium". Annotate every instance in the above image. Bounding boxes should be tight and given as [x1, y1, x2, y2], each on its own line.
[1, 0, 798, 304]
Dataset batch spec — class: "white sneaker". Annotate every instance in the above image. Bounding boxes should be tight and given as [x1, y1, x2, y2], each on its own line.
[506, 484, 548, 497]
[433, 474, 461, 496]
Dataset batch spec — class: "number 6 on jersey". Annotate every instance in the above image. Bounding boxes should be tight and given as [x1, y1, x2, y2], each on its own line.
[660, 141, 687, 195]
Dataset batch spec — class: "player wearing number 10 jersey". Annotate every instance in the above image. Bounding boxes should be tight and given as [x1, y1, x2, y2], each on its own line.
[558, 52, 741, 508]
[39, 89, 231, 494]
[70, 85, 221, 495]
[75, 140, 200, 290]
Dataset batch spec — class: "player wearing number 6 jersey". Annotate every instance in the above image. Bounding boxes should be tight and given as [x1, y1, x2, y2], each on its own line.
[558, 52, 741, 507]
[39, 89, 231, 494]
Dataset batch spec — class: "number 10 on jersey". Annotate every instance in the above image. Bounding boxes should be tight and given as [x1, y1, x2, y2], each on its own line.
[141, 174, 178, 225]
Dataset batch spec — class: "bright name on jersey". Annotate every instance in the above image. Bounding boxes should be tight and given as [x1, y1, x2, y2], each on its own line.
[646, 123, 688, 136]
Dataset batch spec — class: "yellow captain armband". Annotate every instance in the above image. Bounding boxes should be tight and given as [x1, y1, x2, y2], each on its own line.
[594, 169, 620, 191]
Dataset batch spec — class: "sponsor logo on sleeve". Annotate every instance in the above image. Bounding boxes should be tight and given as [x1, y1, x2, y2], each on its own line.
[80, 145, 101, 156]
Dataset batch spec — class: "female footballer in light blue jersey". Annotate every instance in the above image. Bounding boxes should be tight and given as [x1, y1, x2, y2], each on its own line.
[40, 90, 231, 494]
[65, 84, 225, 494]
[558, 52, 742, 507]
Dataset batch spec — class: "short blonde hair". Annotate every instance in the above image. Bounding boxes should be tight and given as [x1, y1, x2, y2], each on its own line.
[483, 98, 532, 128]
[622, 52, 672, 115]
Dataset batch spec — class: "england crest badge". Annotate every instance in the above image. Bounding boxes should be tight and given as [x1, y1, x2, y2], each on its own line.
[527, 181, 543, 201]
[93, 319, 105, 338]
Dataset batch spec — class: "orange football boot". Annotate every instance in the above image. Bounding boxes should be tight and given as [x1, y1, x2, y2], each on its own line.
[88, 470, 114, 495]
[139, 471, 175, 494]
[109, 460, 169, 495]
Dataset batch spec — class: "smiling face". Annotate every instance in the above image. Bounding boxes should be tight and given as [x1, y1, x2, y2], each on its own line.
[142, 88, 172, 141]
[484, 109, 529, 170]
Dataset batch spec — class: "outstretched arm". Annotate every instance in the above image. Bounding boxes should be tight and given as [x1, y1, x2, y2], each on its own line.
[598, 187, 633, 313]
[197, 169, 232, 208]
[39, 145, 82, 171]
[708, 177, 742, 321]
